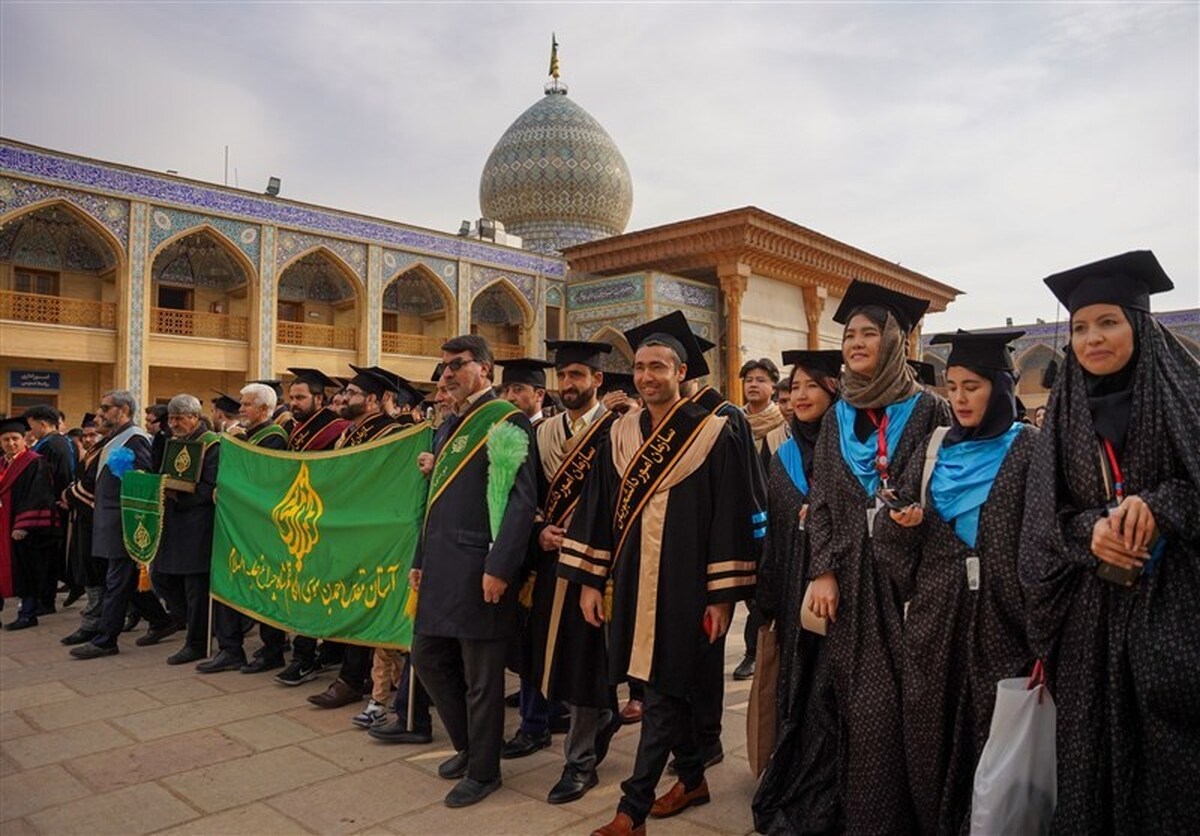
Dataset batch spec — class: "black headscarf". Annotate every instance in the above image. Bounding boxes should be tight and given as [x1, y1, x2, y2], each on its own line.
[945, 367, 1018, 446]
[1080, 310, 1140, 455]
[790, 363, 840, 476]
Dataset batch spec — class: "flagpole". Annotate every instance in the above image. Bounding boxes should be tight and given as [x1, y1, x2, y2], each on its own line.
[206, 595, 214, 658]
[406, 656, 415, 731]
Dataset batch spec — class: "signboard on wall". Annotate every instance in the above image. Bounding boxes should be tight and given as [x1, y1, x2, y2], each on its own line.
[9, 370, 61, 391]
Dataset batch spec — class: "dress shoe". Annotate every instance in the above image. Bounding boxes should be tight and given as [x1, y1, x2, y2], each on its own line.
[240, 653, 285, 674]
[36, 602, 56, 616]
[5, 617, 38, 631]
[666, 746, 724, 776]
[63, 587, 85, 607]
[590, 812, 645, 836]
[732, 654, 756, 681]
[501, 728, 551, 759]
[368, 717, 433, 744]
[619, 699, 643, 725]
[167, 646, 205, 665]
[437, 750, 469, 780]
[60, 627, 99, 646]
[594, 712, 622, 767]
[196, 649, 247, 673]
[70, 642, 119, 660]
[122, 612, 142, 633]
[504, 690, 520, 708]
[135, 623, 180, 646]
[307, 678, 362, 709]
[547, 766, 599, 804]
[444, 776, 502, 808]
[650, 778, 710, 818]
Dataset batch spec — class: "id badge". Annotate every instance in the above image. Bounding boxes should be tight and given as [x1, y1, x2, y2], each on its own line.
[866, 498, 883, 539]
[965, 555, 981, 591]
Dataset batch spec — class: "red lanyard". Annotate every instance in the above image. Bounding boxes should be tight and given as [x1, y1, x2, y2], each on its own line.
[1102, 439, 1125, 503]
[867, 409, 891, 487]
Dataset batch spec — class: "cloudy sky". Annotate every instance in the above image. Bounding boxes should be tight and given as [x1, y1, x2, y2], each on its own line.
[2, 2, 1196, 329]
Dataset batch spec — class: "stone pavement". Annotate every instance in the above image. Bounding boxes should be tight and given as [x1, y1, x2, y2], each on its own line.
[1, 600, 759, 835]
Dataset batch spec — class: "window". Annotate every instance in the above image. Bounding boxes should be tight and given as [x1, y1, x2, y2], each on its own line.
[10, 393, 57, 414]
[383, 312, 399, 333]
[277, 301, 304, 323]
[157, 286, 193, 310]
[545, 305, 562, 341]
[14, 270, 59, 296]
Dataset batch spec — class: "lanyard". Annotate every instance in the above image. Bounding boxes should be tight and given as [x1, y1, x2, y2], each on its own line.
[1102, 439, 1125, 503]
[867, 409, 891, 488]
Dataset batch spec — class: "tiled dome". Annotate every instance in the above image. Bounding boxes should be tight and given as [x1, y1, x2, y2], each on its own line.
[480, 87, 633, 255]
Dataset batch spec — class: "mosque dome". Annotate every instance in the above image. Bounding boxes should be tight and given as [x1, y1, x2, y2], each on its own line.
[479, 84, 633, 255]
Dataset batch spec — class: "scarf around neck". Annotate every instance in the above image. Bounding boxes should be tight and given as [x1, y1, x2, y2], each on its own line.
[746, 401, 786, 442]
[931, 422, 1022, 548]
[835, 392, 921, 495]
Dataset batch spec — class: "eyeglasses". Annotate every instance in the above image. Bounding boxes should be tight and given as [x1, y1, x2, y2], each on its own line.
[443, 357, 476, 373]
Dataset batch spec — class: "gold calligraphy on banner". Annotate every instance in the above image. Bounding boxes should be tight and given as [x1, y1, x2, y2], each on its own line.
[226, 547, 401, 615]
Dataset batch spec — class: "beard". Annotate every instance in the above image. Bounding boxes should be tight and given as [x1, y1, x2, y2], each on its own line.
[341, 401, 366, 420]
[560, 385, 595, 411]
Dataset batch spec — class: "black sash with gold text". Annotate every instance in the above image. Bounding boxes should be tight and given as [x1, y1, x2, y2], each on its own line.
[543, 411, 617, 528]
[691, 386, 728, 416]
[336, 412, 402, 448]
[288, 408, 351, 452]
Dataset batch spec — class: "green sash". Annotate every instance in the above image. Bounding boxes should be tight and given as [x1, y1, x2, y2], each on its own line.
[427, 398, 518, 512]
[120, 471, 167, 564]
[247, 423, 288, 446]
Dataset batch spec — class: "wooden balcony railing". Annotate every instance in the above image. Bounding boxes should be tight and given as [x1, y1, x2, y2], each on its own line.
[0, 289, 116, 330]
[491, 342, 525, 360]
[381, 331, 445, 356]
[277, 321, 357, 351]
[152, 308, 248, 340]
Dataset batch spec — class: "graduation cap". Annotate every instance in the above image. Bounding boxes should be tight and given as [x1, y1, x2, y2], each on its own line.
[367, 366, 424, 406]
[286, 367, 338, 393]
[833, 279, 930, 334]
[496, 358, 555, 388]
[782, 349, 843, 381]
[249, 379, 284, 399]
[211, 391, 241, 415]
[0, 415, 30, 436]
[1043, 250, 1173, 314]
[546, 340, 613, 369]
[930, 329, 1025, 372]
[600, 372, 639, 398]
[347, 364, 392, 398]
[623, 311, 710, 380]
[80, 412, 98, 429]
[430, 363, 445, 384]
[907, 360, 938, 387]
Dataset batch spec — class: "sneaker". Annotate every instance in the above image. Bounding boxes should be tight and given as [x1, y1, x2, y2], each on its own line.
[275, 658, 319, 686]
[352, 700, 388, 729]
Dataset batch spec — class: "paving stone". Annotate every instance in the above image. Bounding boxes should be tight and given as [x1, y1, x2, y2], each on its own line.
[163, 745, 344, 813]
[0, 817, 38, 836]
[21, 687, 163, 731]
[0, 763, 93, 820]
[3, 720, 134, 770]
[267, 769, 447, 834]
[281, 703, 364, 735]
[220, 714, 319, 751]
[568, 810, 727, 834]
[111, 689, 305, 742]
[299, 728, 429, 772]
[67, 727, 253, 793]
[156, 802, 313, 835]
[67, 661, 193, 696]
[388, 785, 585, 835]
[504, 758, 628, 817]
[137, 677, 225, 706]
[1, 710, 37, 739]
[27, 781, 200, 834]
[676, 756, 760, 836]
[0, 680, 79, 713]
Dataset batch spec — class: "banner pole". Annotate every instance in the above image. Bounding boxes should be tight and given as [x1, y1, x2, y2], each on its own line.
[407, 656, 415, 731]
[206, 594, 214, 658]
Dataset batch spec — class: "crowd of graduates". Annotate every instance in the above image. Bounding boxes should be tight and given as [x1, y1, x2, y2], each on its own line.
[0, 249, 1196, 835]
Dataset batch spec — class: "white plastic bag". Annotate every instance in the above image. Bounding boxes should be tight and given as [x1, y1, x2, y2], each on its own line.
[970, 662, 1057, 835]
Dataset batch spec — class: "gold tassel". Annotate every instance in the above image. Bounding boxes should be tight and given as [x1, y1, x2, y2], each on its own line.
[137, 563, 152, 592]
[518, 571, 537, 609]
[603, 579, 614, 622]
[404, 588, 418, 620]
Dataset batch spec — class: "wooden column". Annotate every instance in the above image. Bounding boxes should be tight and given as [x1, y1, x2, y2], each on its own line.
[802, 285, 825, 350]
[718, 265, 749, 406]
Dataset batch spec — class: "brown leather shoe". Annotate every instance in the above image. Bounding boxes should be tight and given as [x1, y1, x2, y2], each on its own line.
[590, 812, 645, 836]
[650, 779, 710, 818]
[306, 678, 362, 709]
[619, 699, 643, 725]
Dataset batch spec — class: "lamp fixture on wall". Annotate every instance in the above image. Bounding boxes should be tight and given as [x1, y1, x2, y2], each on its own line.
[265, 177, 281, 197]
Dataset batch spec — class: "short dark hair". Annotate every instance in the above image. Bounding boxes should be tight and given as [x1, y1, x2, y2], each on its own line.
[145, 404, 169, 423]
[739, 358, 780, 383]
[636, 339, 683, 369]
[289, 379, 325, 400]
[66, 427, 83, 439]
[24, 404, 60, 426]
[442, 335, 494, 377]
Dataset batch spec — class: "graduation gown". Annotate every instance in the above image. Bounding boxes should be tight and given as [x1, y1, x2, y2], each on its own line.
[806, 391, 948, 835]
[65, 443, 104, 588]
[874, 424, 1037, 836]
[752, 427, 841, 835]
[0, 450, 56, 598]
[1019, 317, 1200, 836]
[559, 402, 756, 698]
[155, 429, 220, 575]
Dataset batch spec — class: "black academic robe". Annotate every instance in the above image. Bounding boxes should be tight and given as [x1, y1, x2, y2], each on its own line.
[414, 390, 539, 641]
[559, 403, 756, 698]
[805, 391, 949, 835]
[874, 425, 1037, 836]
[752, 433, 841, 836]
[155, 429, 220, 575]
[1, 452, 56, 598]
[92, 425, 153, 561]
[65, 444, 104, 588]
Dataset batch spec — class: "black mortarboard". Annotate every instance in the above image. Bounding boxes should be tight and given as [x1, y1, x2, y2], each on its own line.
[623, 311, 710, 381]
[782, 349, 843, 381]
[930, 329, 1025, 372]
[832, 279, 930, 334]
[600, 372, 639, 398]
[546, 340, 613, 369]
[347, 364, 391, 398]
[81, 412, 98, 429]
[364, 366, 423, 406]
[907, 360, 938, 387]
[496, 358, 554, 388]
[333, 376, 350, 390]
[211, 391, 240, 414]
[286, 367, 337, 392]
[0, 415, 30, 435]
[430, 363, 445, 384]
[249, 379, 284, 398]
[1043, 250, 1173, 314]
[695, 334, 717, 354]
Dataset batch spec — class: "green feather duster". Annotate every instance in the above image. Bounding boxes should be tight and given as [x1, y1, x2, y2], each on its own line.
[486, 420, 530, 540]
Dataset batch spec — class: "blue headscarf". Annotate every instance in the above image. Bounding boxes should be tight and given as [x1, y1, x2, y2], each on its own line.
[835, 392, 920, 495]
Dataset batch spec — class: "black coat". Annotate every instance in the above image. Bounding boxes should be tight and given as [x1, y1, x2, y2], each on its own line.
[92, 424, 153, 560]
[155, 430, 219, 575]
[414, 390, 539, 641]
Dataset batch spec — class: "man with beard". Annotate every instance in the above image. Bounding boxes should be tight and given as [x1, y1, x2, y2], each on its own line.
[25, 404, 78, 612]
[197, 383, 290, 674]
[307, 365, 414, 709]
[69, 390, 175, 659]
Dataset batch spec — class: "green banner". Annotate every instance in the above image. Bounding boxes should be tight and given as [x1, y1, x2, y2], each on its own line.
[120, 471, 167, 564]
[211, 423, 432, 649]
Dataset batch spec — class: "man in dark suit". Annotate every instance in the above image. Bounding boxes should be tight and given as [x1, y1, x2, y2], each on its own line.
[411, 335, 539, 808]
[25, 404, 78, 612]
[70, 390, 175, 660]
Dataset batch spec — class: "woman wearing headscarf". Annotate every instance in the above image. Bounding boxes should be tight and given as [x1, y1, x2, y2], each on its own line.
[874, 329, 1037, 836]
[1021, 251, 1200, 835]
[752, 349, 844, 835]
[805, 280, 950, 835]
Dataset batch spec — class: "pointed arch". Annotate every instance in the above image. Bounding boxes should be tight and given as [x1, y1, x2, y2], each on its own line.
[381, 263, 456, 356]
[1014, 343, 1062, 395]
[278, 245, 365, 299]
[0, 197, 124, 271]
[147, 225, 256, 341]
[276, 246, 362, 352]
[470, 277, 533, 359]
[472, 276, 535, 328]
[588, 325, 635, 373]
[148, 222, 256, 287]
[383, 263, 455, 318]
